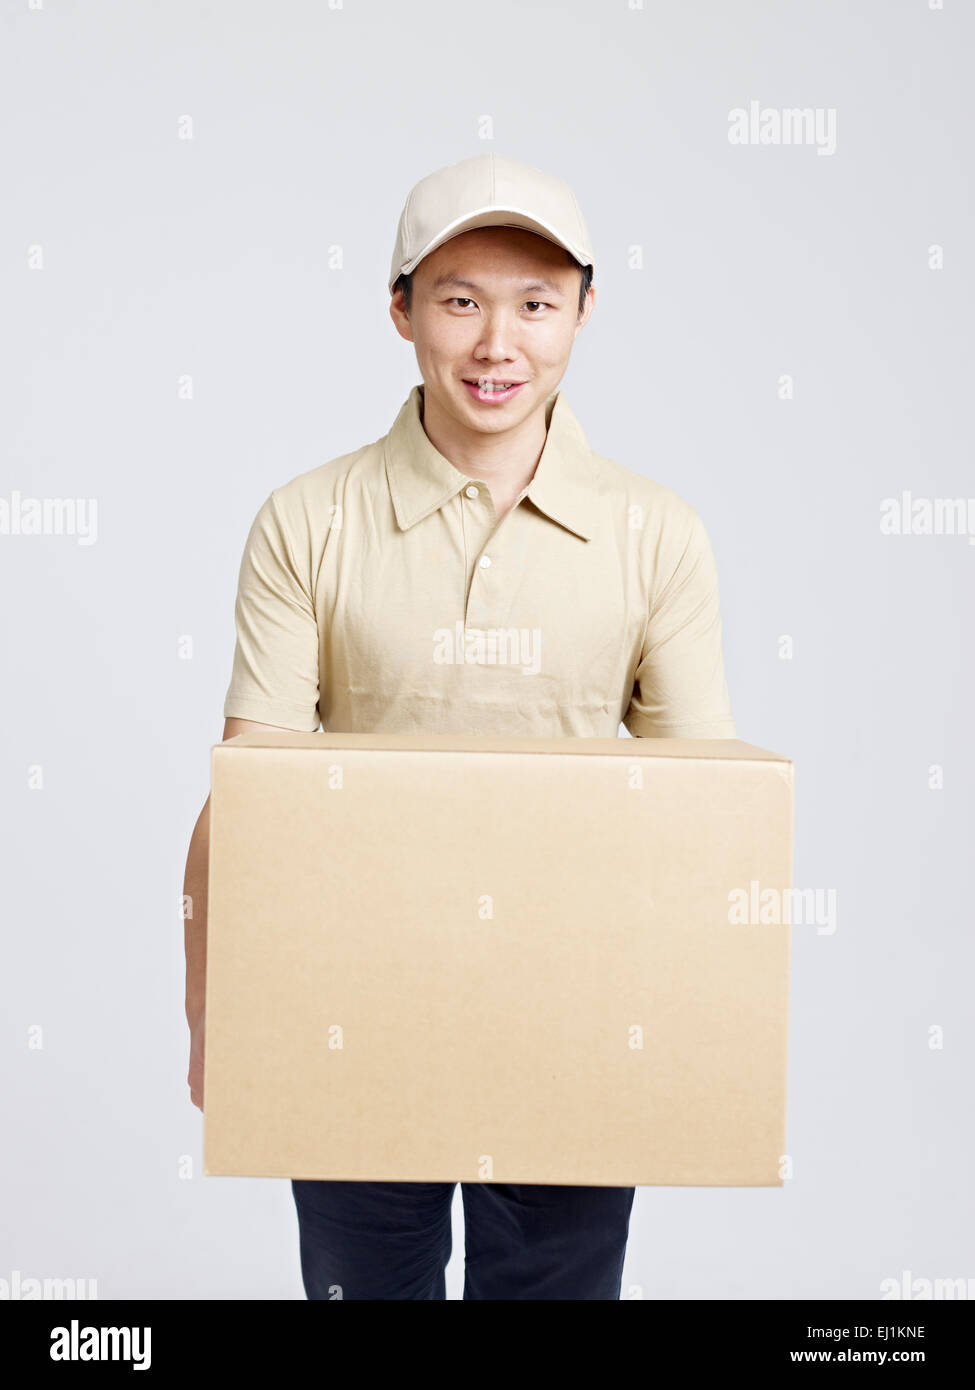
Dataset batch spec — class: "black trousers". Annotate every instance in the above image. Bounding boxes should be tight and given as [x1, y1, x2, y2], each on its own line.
[291, 1178, 635, 1300]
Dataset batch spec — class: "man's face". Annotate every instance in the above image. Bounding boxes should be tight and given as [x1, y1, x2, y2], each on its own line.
[390, 225, 593, 434]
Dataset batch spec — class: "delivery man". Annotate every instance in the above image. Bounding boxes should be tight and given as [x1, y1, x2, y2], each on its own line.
[183, 152, 737, 1300]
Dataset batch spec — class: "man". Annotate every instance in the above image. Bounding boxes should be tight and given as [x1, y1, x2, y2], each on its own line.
[183, 153, 737, 1300]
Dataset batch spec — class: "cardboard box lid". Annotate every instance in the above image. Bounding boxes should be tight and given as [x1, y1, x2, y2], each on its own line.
[216, 730, 792, 765]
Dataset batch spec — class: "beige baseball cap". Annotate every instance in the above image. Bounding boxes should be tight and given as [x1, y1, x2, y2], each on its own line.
[388, 152, 594, 295]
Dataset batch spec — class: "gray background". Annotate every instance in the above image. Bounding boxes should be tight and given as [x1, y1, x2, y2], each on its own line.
[1, 0, 971, 1299]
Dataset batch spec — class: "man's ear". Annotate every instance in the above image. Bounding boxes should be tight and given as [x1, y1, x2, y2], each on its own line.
[575, 284, 595, 335]
[389, 290, 415, 344]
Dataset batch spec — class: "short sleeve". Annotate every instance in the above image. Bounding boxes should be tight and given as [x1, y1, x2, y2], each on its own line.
[623, 508, 737, 739]
[222, 490, 322, 731]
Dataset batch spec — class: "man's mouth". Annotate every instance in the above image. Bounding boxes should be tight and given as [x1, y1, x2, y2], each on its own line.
[461, 379, 527, 402]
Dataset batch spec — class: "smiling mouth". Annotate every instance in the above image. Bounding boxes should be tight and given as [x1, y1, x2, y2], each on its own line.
[462, 378, 528, 396]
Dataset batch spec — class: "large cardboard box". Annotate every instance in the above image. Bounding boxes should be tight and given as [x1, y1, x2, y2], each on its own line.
[203, 732, 793, 1186]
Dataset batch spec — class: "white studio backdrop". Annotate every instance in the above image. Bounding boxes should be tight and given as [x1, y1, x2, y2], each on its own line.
[1, 0, 972, 1299]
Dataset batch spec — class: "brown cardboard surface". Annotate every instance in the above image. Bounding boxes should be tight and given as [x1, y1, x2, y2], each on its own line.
[203, 732, 793, 1186]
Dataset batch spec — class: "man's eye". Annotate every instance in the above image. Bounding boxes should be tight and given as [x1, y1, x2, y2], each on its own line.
[447, 298, 549, 312]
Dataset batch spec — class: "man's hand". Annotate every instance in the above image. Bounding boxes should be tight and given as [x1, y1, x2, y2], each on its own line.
[184, 717, 299, 1113]
[188, 1010, 205, 1112]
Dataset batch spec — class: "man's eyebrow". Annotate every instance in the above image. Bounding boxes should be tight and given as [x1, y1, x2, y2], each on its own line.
[429, 273, 566, 297]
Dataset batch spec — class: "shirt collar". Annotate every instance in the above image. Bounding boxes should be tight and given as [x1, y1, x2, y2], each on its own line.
[383, 383, 596, 541]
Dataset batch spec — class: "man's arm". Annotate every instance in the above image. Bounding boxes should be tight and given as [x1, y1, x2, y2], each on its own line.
[622, 506, 737, 739]
[187, 486, 323, 1109]
[184, 716, 298, 1112]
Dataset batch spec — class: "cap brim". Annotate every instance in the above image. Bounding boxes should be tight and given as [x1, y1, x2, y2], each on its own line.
[391, 207, 590, 292]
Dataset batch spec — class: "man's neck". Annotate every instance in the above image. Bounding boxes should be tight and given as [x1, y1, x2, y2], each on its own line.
[419, 384, 549, 504]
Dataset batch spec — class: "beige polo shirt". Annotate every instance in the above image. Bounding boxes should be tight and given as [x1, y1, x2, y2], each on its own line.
[223, 383, 737, 740]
